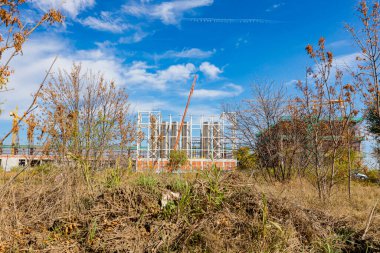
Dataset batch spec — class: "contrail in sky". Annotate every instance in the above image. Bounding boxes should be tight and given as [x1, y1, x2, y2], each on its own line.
[182, 18, 281, 24]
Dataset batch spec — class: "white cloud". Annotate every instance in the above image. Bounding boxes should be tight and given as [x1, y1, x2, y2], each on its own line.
[182, 83, 243, 99]
[333, 52, 360, 69]
[124, 61, 196, 90]
[130, 99, 170, 113]
[32, 0, 95, 17]
[285, 80, 298, 86]
[266, 3, 285, 12]
[160, 64, 196, 81]
[123, 0, 214, 25]
[308, 52, 360, 78]
[119, 30, 150, 44]
[155, 48, 215, 60]
[80, 11, 150, 43]
[0, 36, 126, 121]
[0, 36, 201, 126]
[80, 12, 132, 33]
[327, 40, 351, 49]
[129, 99, 220, 117]
[199, 62, 222, 79]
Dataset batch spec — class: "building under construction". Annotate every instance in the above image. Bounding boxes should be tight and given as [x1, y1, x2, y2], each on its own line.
[136, 111, 237, 171]
[0, 111, 238, 171]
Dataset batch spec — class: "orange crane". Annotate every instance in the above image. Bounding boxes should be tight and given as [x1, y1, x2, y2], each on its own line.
[173, 75, 198, 151]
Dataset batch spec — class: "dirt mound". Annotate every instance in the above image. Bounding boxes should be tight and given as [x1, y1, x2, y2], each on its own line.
[0, 171, 378, 252]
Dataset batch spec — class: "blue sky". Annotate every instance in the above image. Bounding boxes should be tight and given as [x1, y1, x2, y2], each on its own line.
[0, 0, 367, 147]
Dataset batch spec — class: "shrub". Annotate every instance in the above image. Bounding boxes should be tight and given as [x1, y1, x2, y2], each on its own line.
[234, 147, 256, 170]
[366, 169, 380, 184]
[168, 150, 188, 171]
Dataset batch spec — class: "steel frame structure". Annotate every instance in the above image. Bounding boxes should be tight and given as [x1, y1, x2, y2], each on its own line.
[136, 111, 237, 171]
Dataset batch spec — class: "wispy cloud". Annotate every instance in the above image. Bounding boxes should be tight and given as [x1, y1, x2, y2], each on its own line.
[80, 10, 152, 43]
[327, 40, 352, 49]
[130, 100, 220, 117]
[308, 52, 360, 82]
[130, 99, 170, 113]
[182, 83, 243, 99]
[119, 30, 151, 44]
[266, 2, 285, 12]
[80, 11, 133, 33]
[32, 0, 95, 18]
[123, 0, 214, 25]
[154, 48, 215, 60]
[285, 79, 298, 86]
[332, 52, 360, 70]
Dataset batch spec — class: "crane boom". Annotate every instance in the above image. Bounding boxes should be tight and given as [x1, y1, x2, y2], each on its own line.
[173, 75, 198, 151]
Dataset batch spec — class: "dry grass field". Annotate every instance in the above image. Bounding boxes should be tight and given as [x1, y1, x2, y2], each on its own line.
[0, 166, 379, 252]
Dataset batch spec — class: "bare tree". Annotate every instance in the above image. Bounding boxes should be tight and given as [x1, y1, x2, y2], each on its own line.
[347, 1, 380, 116]
[347, 1, 380, 165]
[224, 83, 300, 181]
[296, 38, 359, 200]
[38, 64, 135, 180]
[224, 83, 286, 149]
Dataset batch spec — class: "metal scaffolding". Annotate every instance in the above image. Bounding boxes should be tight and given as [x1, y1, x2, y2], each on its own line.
[136, 111, 237, 171]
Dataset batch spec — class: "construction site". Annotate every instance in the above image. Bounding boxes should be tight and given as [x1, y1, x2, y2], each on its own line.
[0, 111, 237, 171]
[136, 111, 237, 171]
[0, 76, 237, 171]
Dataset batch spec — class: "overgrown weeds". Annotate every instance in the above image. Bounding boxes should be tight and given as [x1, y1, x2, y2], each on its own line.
[135, 173, 158, 191]
[0, 166, 379, 252]
[104, 167, 123, 189]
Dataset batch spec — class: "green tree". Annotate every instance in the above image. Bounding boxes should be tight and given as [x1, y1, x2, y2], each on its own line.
[234, 147, 256, 170]
[367, 106, 380, 139]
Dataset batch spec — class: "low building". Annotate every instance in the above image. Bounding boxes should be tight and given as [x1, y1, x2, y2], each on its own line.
[255, 117, 364, 169]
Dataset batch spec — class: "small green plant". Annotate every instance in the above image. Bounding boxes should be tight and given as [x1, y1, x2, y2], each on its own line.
[168, 176, 193, 214]
[104, 167, 122, 188]
[178, 182, 192, 213]
[168, 150, 188, 171]
[87, 219, 97, 244]
[170, 176, 188, 192]
[136, 174, 158, 190]
[161, 200, 177, 219]
[205, 164, 225, 206]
